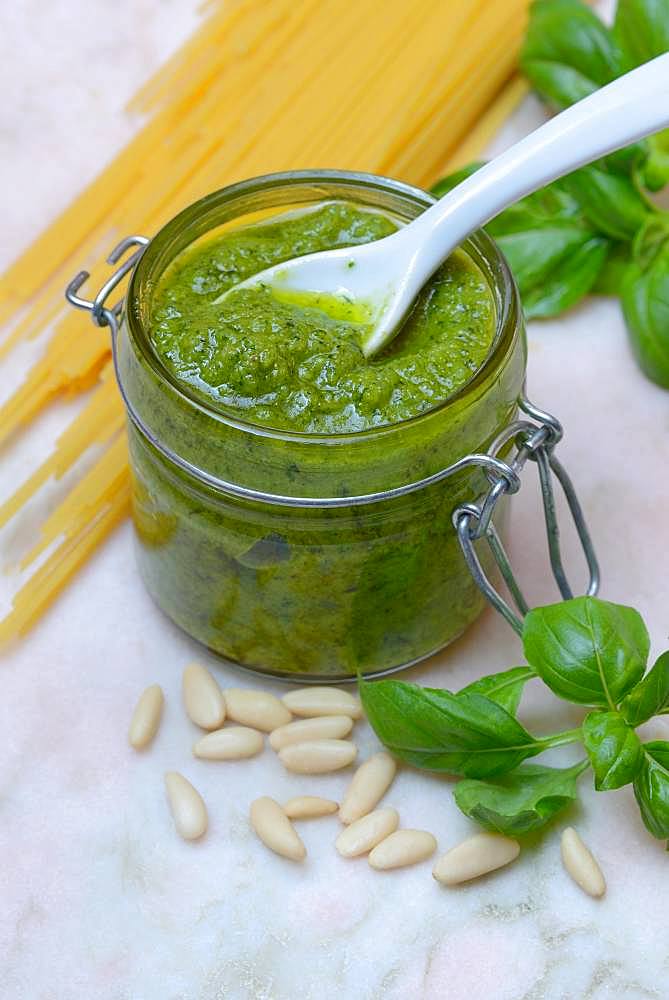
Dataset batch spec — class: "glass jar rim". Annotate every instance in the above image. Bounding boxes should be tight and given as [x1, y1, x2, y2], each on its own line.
[126, 169, 520, 446]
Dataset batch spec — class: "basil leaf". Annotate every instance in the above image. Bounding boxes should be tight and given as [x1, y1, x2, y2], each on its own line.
[517, 233, 609, 318]
[582, 710, 643, 790]
[643, 742, 669, 768]
[643, 130, 669, 193]
[614, 0, 669, 72]
[522, 1, 662, 185]
[488, 182, 584, 224]
[592, 242, 632, 295]
[523, 596, 649, 707]
[557, 165, 652, 241]
[431, 162, 485, 198]
[633, 742, 669, 842]
[489, 183, 610, 317]
[458, 666, 535, 715]
[633, 216, 669, 270]
[454, 761, 586, 835]
[521, 0, 622, 109]
[358, 679, 545, 778]
[621, 651, 669, 726]
[621, 247, 669, 388]
[494, 222, 599, 298]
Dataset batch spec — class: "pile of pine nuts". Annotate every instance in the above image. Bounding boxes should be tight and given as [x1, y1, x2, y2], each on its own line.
[128, 664, 606, 896]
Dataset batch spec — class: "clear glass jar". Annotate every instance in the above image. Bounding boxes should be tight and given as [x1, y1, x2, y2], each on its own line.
[116, 170, 526, 681]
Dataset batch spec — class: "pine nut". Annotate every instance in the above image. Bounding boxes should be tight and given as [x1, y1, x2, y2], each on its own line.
[368, 829, 437, 870]
[193, 726, 264, 760]
[128, 684, 164, 749]
[560, 827, 606, 898]
[182, 663, 225, 730]
[339, 751, 397, 824]
[284, 796, 339, 819]
[432, 833, 520, 885]
[250, 796, 306, 861]
[269, 715, 353, 750]
[164, 771, 208, 841]
[281, 687, 362, 719]
[335, 807, 399, 857]
[278, 739, 357, 773]
[224, 688, 291, 732]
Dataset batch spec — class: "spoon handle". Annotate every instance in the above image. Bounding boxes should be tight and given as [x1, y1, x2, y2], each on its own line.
[408, 51, 669, 276]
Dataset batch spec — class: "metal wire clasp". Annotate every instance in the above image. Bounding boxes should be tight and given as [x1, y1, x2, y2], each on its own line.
[454, 394, 600, 635]
[65, 236, 149, 331]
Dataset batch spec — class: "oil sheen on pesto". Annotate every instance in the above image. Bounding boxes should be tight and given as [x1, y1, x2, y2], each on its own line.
[149, 202, 495, 434]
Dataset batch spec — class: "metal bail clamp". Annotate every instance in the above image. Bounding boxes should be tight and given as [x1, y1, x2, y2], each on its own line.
[65, 235, 150, 333]
[453, 394, 600, 636]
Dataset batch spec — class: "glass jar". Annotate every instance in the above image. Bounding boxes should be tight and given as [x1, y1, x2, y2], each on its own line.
[116, 170, 526, 681]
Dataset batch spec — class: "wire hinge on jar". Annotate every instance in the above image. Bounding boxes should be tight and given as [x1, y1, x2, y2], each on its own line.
[453, 395, 600, 636]
[65, 236, 149, 333]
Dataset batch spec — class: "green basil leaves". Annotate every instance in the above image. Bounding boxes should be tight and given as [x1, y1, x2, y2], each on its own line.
[521, 0, 622, 108]
[358, 679, 544, 778]
[454, 762, 587, 835]
[621, 246, 669, 387]
[614, 0, 669, 71]
[522, 597, 649, 707]
[360, 596, 669, 846]
[633, 742, 669, 843]
[557, 165, 652, 241]
[621, 652, 669, 725]
[458, 666, 535, 715]
[431, 0, 669, 389]
[582, 711, 642, 789]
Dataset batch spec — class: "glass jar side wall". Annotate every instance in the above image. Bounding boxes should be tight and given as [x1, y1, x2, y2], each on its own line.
[129, 424, 506, 680]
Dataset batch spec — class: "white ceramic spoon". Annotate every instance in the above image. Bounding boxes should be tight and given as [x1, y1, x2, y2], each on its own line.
[217, 53, 669, 357]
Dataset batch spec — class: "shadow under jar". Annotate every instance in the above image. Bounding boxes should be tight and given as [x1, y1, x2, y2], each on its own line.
[116, 170, 526, 681]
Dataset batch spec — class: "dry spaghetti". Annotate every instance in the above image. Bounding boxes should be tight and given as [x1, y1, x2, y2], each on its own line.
[0, 0, 531, 639]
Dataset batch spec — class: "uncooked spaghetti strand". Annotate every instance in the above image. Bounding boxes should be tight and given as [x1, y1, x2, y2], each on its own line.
[0, 366, 122, 530]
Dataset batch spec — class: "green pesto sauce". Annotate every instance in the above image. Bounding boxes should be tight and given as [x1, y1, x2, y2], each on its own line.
[124, 198, 519, 680]
[150, 202, 495, 434]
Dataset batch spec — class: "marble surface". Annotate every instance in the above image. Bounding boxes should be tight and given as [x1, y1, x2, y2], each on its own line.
[2, 3, 669, 999]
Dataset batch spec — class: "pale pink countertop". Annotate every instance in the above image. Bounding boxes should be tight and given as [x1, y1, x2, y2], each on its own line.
[1, 3, 668, 999]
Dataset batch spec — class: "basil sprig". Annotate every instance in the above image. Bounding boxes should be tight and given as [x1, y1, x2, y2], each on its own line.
[360, 596, 669, 845]
[432, 0, 669, 387]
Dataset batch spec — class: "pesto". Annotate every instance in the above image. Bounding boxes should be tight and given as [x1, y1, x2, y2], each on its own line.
[119, 179, 525, 680]
[150, 203, 495, 433]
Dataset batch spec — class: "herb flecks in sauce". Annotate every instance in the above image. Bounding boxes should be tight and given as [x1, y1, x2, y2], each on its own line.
[150, 202, 495, 434]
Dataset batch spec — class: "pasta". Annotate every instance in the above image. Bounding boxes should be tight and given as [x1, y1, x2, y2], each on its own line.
[0, 0, 532, 638]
